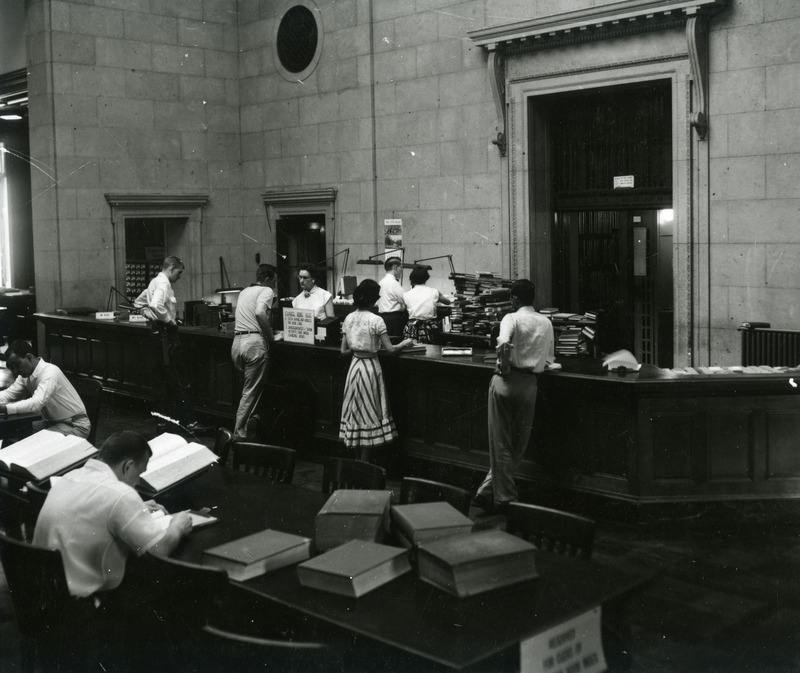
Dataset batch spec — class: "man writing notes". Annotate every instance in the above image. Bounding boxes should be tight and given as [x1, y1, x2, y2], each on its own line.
[231, 264, 276, 440]
[292, 262, 334, 320]
[135, 255, 197, 430]
[472, 280, 554, 514]
[0, 339, 90, 438]
[377, 256, 407, 339]
[33, 430, 192, 598]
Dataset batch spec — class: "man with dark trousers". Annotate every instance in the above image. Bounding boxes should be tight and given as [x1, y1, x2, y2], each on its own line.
[231, 263, 276, 440]
[473, 279, 554, 513]
[377, 256, 407, 339]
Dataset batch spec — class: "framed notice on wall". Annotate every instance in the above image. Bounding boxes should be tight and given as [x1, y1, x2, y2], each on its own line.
[283, 308, 315, 345]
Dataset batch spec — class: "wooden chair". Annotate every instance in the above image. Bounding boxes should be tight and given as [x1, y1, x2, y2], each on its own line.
[505, 502, 596, 560]
[399, 476, 473, 516]
[71, 377, 102, 446]
[231, 441, 297, 484]
[0, 485, 29, 541]
[0, 531, 84, 672]
[213, 426, 234, 466]
[321, 458, 386, 494]
[23, 481, 50, 540]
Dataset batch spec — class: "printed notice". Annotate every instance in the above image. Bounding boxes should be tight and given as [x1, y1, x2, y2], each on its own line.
[283, 308, 315, 345]
[520, 606, 607, 673]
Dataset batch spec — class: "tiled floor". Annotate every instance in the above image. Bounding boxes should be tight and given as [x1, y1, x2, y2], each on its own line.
[2, 402, 799, 672]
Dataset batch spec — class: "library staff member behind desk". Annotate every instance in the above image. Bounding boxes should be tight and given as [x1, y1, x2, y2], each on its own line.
[292, 262, 334, 321]
[33, 431, 192, 623]
[0, 339, 90, 438]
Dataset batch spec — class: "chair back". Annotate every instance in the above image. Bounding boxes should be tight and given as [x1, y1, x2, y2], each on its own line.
[321, 458, 386, 494]
[23, 481, 50, 540]
[0, 486, 30, 541]
[70, 377, 102, 446]
[505, 502, 595, 559]
[213, 427, 234, 466]
[231, 441, 297, 484]
[199, 624, 329, 673]
[400, 477, 472, 516]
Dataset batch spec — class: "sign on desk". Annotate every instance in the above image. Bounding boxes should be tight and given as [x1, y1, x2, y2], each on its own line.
[521, 606, 606, 673]
[283, 308, 315, 345]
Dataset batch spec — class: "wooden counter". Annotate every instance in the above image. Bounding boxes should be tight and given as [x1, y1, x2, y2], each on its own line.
[36, 313, 800, 504]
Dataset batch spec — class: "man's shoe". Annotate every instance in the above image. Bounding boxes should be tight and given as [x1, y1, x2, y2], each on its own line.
[471, 493, 496, 513]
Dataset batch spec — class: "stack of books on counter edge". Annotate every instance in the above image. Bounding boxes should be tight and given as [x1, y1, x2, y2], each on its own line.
[314, 489, 392, 552]
[0, 430, 97, 482]
[297, 539, 411, 598]
[417, 529, 538, 598]
[391, 501, 474, 547]
[138, 433, 218, 496]
[202, 528, 312, 581]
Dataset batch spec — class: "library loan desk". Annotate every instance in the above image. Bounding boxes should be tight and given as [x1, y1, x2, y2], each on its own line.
[36, 313, 800, 505]
[163, 466, 651, 672]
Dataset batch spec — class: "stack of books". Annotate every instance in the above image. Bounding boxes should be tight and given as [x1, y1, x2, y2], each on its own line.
[390, 501, 473, 547]
[449, 273, 513, 339]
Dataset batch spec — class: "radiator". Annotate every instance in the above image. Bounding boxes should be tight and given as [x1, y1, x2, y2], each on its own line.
[739, 323, 800, 366]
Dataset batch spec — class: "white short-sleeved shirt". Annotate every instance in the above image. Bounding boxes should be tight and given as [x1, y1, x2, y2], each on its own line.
[377, 274, 405, 313]
[234, 284, 274, 333]
[134, 271, 177, 324]
[33, 459, 165, 597]
[403, 285, 441, 320]
[496, 307, 555, 373]
[342, 311, 387, 353]
[292, 286, 333, 321]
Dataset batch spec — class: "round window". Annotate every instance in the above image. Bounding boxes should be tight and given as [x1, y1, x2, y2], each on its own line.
[274, 2, 323, 82]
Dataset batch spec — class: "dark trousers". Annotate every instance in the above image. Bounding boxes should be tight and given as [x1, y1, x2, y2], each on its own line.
[150, 323, 194, 424]
[379, 311, 408, 340]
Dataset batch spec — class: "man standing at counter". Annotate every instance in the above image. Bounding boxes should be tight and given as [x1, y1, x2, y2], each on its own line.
[135, 256, 197, 431]
[292, 263, 334, 321]
[231, 264, 276, 440]
[0, 339, 90, 438]
[473, 279, 554, 514]
[377, 256, 407, 339]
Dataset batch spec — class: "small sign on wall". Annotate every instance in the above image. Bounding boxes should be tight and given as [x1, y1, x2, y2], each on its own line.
[283, 308, 315, 345]
[520, 606, 607, 673]
[613, 175, 634, 189]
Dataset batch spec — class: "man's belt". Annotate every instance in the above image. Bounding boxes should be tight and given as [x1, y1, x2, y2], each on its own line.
[234, 330, 263, 336]
[509, 366, 537, 376]
[45, 412, 89, 425]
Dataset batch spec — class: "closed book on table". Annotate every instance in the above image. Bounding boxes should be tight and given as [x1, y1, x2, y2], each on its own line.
[417, 529, 537, 598]
[138, 433, 218, 495]
[202, 529, 312, 581]
[391, 501, 473, 546]
[297, 540, 411, 598]
[0, 430, 97, 482]
[314, 489, 391, 552]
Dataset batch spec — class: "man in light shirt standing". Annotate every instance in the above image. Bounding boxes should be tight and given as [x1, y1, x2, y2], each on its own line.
[473, 279, 554, 513]
[231, 264, 276, 440]
[0, 339, 90, 438]
[377, 256, 407, 340]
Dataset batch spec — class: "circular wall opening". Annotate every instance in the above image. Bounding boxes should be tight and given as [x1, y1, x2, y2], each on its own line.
[274, 2, 323, 82]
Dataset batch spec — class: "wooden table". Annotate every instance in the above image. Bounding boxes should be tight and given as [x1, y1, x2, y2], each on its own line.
[167, 467, 652, 671]
[0, 411, 42, 442]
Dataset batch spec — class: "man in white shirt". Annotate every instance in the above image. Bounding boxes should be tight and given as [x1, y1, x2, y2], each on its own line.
[0, 340, 90, 438]
[231, 264, 276, 440]
[135, 256, 197, 430]
[291, 263, 334, 321]
[473, 279, 554, 513]
[377, 256, 407, 339]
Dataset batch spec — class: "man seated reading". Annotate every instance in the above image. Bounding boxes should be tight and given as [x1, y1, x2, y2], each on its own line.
[0, 339, 90, 438]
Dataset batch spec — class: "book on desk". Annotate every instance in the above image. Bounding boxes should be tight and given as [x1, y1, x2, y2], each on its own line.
[417, 529, 537, 598]
[314, 489, 391, 552]
[0, 429, 97, 482]
[391, 501, 473, 546]
[137, 433, 218, 496]
[202, 528, 312, 581]
[297, 539, 411, 598]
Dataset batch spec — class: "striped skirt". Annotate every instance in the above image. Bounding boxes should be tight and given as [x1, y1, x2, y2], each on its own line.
[339, 356, 398, 449]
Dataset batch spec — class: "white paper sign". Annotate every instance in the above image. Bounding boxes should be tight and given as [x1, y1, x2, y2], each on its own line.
[613, 175, 634, 189]
[520, 606, 607, 673]
[283, 308, 315, 345]
[95, 311, 115, 320]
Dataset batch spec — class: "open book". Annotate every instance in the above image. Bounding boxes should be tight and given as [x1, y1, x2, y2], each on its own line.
[138, 433, 218, 496]
[0, 429, 97, 482]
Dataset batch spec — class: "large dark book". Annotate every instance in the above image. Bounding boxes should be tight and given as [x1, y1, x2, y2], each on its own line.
[202, 528, 311, 581]
[0, 429, 97, 481]
[138, 433, 218, 495]
[297, 540, 411, 598]
[417, 529, 537, 598]
[391, 501, 473, 546]
[314, 489, 391, 552]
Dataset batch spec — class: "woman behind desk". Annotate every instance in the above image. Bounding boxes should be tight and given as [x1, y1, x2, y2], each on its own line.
[402, 265, 451, 343]
[340, 280, 412, 463]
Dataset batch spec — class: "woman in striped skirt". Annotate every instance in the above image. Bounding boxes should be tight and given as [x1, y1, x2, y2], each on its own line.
[340, 279, 412, 462]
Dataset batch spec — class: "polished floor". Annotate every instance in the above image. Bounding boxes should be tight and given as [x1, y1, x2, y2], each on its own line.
[1, 402, 799, 672]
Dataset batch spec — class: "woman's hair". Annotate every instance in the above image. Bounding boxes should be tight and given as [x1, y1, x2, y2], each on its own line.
[408, 266, 430, 286]
[298, 262, 317, 280]
[352, 279, 381, 308]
